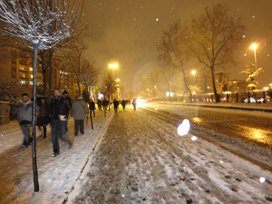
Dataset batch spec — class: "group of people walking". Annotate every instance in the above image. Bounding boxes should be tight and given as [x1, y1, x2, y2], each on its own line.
[17, 90, 137, 157]
[18, 89, 89, 157]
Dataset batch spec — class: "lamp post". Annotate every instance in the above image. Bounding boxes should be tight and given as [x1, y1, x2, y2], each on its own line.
[250, 43, 258, 87]
[191, 70, 196, 86]
[108, 62, 118, 78]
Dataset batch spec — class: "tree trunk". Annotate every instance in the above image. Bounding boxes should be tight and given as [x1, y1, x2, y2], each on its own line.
[40, 51, 47, 95]
[180, 67, 192, 103]
[48, 62, 53, 98]
[77, 80, 81, 95]
[211, 67, 219, 103]
[32, 45, 39, 192]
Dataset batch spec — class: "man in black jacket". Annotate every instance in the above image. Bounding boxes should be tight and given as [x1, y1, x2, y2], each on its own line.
[50, 89, 73, 157]
[62, 91, 72, 132]
[89, 99, 96, 117]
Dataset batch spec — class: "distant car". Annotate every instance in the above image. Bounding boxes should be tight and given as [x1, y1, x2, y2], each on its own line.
[243, 97, 256, 103]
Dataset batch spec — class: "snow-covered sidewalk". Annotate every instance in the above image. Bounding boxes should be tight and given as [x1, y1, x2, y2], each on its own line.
[0, 110, 114, 204]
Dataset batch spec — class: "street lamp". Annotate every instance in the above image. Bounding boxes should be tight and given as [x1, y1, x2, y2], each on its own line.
[191, 70, 196, 86]
[108, 62, 118, 77]
[250, 43, 258, 86]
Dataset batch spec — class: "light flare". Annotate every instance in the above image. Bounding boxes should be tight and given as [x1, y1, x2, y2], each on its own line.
[177, 119, 190, 136]
[259, 177, 266, 183]
[191, 136, 197, 141]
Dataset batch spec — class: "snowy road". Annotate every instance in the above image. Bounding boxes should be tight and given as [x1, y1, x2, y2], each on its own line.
[145, 102, 272, 148]
[71, 106, 272, 204]
[142, 103, 272, 172]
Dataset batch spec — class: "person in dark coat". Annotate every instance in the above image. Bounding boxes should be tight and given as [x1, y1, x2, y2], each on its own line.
[97, 99, 102, 111]
[113, 99, 119, 113]
[89, 99, 96, 117]
[50, 89, 73, 157]
[121, 99, 126, 111]
[17, 93, 34, 148]
[102, 98, 108, 111]
[37, 98, 50, 138]
[62, 91, 72, 132]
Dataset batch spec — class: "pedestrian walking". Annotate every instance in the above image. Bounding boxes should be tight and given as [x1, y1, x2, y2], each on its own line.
[132, 98, 137, 111]
[50, 89, 73, 157]
[89, 99, 96, 117]
[17, 93, 34, 148]
[62, 91, 72, 133]
[121, 99, 126, 111]
[97, 99, 102, 111]
[37, 98, 50, 138]
[71, 96, 89, 136]
[113, 99, 119, 113]
[102, 98, 108, 117]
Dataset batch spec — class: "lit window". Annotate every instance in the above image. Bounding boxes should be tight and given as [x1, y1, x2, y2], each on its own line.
[29, 67, 33, 71]
[30, 75, 33, 79]
[29, 81, 33, 85]
[20, 80, 26, 84]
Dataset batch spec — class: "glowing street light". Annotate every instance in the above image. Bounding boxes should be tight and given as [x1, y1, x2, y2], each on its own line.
[108, 62, 118, 77]
[191, 70, 196, 86]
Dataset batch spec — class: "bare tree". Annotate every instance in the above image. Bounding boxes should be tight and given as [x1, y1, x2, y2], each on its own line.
[190, 4, 245, 102]
[39, 25, 88, 97]
[79, 59, 100, 98]
[158, 20, 192, 100]
[0, 0, 83, 192]
[63, 39, 87, 94]
[101, 72, 116, 100]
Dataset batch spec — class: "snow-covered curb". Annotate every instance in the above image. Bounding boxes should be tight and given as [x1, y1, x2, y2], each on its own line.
[64, 112, 114, 204]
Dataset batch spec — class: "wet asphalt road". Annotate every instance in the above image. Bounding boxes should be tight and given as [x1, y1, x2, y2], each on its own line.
[143, 103, 272, 148]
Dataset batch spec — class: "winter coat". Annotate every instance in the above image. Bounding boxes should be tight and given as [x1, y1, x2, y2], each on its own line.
[121, 100, 126, 106]
[89, 101, 96, 110]
[132, 99, 136, 106]
[17, 100, 33, 123]
[50, 96, 70, 120]
[37, 103, 50, 126]
[102, 99, 108, 107]
[71, 99, 89, 120]
[113, 100, 119, 108]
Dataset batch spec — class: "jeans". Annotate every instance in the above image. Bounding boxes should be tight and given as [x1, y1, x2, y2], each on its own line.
[90, 110, 95, 117]
[61, 120, 68, 134]
[51, 120, 67, 153]
[75, 120, 84, 135]
[21, 123, 32, 146]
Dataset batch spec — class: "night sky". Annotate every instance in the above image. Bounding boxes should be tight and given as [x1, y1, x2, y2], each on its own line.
[83, 0, 272, 92]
